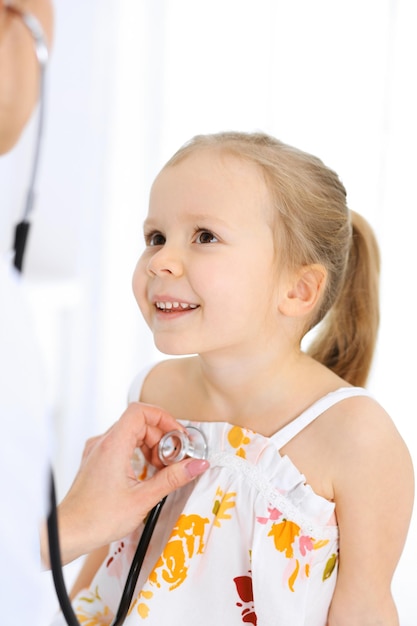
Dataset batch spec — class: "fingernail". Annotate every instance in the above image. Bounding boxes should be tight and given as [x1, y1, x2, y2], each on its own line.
[185, 459, 210, 479]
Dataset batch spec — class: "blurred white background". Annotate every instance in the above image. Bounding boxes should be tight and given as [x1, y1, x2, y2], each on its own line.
[1, 0, 415, 622]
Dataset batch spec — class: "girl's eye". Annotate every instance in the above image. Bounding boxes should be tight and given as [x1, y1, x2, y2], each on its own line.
[146, 231, 165, 246]
[195, 230, 218, 244]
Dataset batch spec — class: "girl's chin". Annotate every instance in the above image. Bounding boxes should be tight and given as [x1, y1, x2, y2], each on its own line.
[153, 340, 195, 357]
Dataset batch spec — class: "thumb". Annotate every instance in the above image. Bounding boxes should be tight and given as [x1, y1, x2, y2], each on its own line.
[158, 458, 210, 492]
[141, 458, 209, 503]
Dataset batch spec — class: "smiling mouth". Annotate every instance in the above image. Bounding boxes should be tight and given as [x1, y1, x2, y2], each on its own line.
[155, 301, 199, 312]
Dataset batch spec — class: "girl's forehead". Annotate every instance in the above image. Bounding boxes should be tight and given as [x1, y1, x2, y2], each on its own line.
[152, 148, 269, 204]
[147, 150, 274, 235]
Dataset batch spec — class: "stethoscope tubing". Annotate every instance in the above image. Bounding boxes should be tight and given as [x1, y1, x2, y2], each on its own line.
[8, 6, 48, 271]
[111, 495, 167, 626]
[47, 471, 167, 626]
[20, 11, 48, 222]
[47, 472, 80, 626]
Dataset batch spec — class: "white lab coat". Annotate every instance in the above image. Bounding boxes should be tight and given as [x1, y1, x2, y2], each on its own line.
[0, 256, 50, 624]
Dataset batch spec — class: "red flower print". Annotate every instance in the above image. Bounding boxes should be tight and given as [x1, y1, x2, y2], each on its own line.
[233, 573, 257, 625]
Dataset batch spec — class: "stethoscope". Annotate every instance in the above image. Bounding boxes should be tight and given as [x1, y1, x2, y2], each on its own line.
[5, 6, 210, 625]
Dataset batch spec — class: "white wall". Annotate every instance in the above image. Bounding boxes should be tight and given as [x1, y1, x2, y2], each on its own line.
[1, 0, 415, 622]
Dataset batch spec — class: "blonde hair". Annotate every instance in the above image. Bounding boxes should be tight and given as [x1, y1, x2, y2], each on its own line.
[165, 132, 380, 387]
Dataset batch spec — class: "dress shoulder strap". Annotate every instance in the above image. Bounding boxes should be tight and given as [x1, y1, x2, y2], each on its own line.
[271, 386, 371, 449]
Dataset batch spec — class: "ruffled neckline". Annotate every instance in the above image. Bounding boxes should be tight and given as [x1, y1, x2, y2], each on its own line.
[180, 419, 337, 536]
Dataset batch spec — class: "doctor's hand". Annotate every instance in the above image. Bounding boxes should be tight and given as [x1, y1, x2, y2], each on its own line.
[41, 403, 209, 568]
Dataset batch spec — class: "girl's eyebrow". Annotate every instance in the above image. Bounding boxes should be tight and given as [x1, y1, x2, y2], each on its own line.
[143, 213, 233, 230]
[188, 213, 232, 227]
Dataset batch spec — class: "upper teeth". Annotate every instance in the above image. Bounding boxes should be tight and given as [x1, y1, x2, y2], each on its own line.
[155, 301, 198, 310]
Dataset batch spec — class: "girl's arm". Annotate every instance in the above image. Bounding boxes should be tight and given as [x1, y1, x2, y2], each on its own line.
[328, 397, 414, 625]
[70, 546, 109, 600]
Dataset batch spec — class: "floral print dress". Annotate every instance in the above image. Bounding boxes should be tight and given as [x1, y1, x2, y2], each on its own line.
[52, 369, 369, 626]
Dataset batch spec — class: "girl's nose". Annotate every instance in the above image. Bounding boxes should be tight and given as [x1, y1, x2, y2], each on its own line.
[146, 246, 184, 277]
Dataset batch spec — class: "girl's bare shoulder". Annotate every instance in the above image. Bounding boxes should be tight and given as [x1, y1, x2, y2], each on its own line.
[325, 392, 404, 449]
[322, 393, 414, 501]
[139, 357, 199, 418]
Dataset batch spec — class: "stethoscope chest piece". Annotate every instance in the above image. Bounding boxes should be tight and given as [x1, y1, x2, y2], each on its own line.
[158, 426, 208, 465]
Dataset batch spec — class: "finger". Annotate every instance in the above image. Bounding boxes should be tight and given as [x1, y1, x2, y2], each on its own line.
[120, 402, 186, 447]
[82, 434, 104, 456]
[127, 402, 186, 432]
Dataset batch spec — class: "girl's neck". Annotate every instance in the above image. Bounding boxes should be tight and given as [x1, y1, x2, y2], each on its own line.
[189, 348, 325, 435]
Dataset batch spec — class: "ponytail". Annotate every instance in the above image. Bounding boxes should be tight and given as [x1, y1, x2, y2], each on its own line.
[307, 211, 380, 387]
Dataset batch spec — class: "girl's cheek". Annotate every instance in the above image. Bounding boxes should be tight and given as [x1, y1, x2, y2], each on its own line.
[132, 264, 146, 306]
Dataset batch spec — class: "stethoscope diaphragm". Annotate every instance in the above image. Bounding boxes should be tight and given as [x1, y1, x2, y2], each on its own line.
[158, 426, 209, 465]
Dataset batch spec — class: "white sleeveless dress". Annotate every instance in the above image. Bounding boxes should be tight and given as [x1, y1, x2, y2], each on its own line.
[57, 366, 370, 626]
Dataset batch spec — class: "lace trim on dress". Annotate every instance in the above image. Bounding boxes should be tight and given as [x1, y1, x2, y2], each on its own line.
[209, 450, 338, 538]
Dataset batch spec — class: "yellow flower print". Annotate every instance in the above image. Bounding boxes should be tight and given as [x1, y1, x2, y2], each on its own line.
[313, 539, 330, 550]
[76, 606, 112, 626]
[137, 603, 149, 619]
[76, 590, 114, 626]
[268, 519, 300, 558]
[212, 487, 236, 527]
[149, 514, 209, 591]
[137, 464, 148, 481]
[288, 559, 300, 592]
[227, 425, 251, 459]
[76, 586, 113, 625]
[78, 585, 102, 605]
[153, 538, 188, 589]
[129, 590, 154, 620]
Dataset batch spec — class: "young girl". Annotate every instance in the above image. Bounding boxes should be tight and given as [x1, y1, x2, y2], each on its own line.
[65, 132, 413, 625]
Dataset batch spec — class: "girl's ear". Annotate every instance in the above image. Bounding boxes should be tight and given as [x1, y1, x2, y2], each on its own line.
[278, 264, 327, 318]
